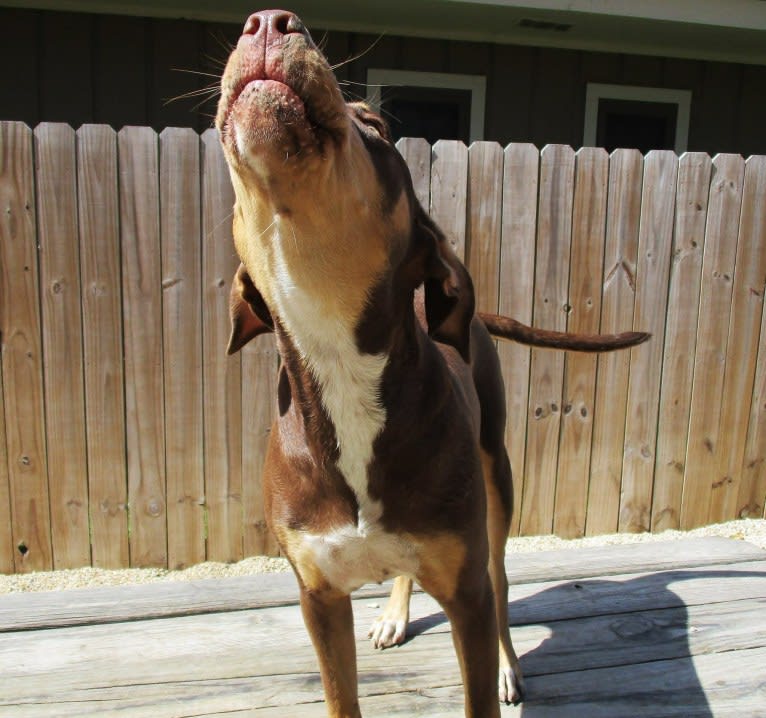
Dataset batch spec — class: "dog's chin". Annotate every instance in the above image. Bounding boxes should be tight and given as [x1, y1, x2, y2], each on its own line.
[222, 79, 319, 165]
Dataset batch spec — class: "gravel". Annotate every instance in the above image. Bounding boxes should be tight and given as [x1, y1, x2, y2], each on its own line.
[1, 519, 764, 595]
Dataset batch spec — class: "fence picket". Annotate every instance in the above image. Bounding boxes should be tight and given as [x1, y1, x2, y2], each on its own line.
[651, 153, 710, 531]
[201, 128, 243, 564]
[397, 137, 431, 209]
[467, 142, 504, 313]
[620, 151, 678, 533]
[680, 155, 744, 529]
[430, 140, 468, 260]
[0, 122, 52, 572]
[710, 155, 766, 523]
[499, 143, 538, 536]
[77, 124, 128, 569]
[586, 149, 642, 535]
[521, 144, 575, 536]
[119, 126, 167, 567]
[0, 360, 10, 573]
[740, 290, 766, 519]
[35, 123, 90, 569]
[242, 340, 279, 557]
[554, 147, 608, 539]
[160, 128, 205, 569]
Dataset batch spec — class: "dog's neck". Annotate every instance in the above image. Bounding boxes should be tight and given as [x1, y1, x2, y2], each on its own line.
[265, 222, 393, 528]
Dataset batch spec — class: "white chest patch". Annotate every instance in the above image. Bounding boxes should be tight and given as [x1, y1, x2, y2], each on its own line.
[270, 222, 388, 526]
[303, 525, 418, 593]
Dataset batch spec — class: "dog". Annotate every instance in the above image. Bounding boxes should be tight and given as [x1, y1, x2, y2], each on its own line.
[216, 10, 649, 717]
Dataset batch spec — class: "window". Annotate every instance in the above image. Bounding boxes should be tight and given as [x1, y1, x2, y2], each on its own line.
[367, 69, 486, 144]
[584, 83, 692, 154]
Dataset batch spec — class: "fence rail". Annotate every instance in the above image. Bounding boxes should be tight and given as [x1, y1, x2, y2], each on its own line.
[1, 121, 765, 574]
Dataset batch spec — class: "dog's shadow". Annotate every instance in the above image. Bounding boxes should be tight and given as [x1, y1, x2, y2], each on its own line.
[405, 568, 765, 715]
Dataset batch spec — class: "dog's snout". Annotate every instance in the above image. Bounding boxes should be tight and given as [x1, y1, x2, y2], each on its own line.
[242, 9, 307, 42]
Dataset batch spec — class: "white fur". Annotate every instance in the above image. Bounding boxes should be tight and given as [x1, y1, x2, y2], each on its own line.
[304, 525, 417, 593]
[270, 218, 387, 526]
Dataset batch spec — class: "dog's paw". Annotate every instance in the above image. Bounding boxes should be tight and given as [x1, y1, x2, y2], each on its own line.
[367, 617, 406, 649]
[499, 667, 525, 705]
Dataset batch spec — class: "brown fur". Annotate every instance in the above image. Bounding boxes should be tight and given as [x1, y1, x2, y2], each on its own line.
[216, 10, 648, 717]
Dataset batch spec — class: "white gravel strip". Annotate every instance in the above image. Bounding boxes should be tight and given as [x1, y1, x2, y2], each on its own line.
[1, 519, 764, 595]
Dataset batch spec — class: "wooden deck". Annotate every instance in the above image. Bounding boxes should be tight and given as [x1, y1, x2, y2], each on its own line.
[1, 537, 765, 717]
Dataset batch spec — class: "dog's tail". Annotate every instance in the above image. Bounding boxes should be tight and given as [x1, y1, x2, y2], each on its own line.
[479, 313, 650, 352]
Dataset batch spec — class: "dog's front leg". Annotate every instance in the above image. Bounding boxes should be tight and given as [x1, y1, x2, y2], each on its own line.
[300, 586, 362, 718]
[441, 577, 502, 718]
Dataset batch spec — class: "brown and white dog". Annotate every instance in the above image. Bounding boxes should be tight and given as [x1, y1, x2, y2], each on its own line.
[216, 10, 648, 717]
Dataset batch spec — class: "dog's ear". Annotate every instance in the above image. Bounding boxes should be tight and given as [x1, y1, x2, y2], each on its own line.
[227, 263, 273, 355]
[415, 210, 475, 362]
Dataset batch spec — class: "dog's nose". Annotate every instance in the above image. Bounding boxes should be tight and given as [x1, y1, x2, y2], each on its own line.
[242, 9, 307, 41]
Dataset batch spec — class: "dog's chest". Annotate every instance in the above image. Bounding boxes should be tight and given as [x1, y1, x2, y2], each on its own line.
[301, 524, 418, 593]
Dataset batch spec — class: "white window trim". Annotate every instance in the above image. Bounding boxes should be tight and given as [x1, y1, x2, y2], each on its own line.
[366, 69, 486, 143]
[583, 83, 692, 153]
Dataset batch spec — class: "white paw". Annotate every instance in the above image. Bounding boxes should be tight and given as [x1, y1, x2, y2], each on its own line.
[367, 618, 406, 649]
[499, 666, 525, 705]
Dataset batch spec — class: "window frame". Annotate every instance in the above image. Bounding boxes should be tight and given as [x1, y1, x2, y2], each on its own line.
[583, 82, 692, 153]
[366, 69, 487, 143]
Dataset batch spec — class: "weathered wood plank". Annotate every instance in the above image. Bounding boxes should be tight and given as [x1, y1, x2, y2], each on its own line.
[586, 149, 642, 536]
[429, 140, 468, 261]
[554, 147, 608, 539]
[35, 123, 90, 569]
[651, 153, 710, 532]
[521, 145, 575, 536]
[620, 150, 678, 533]
[739, 275, 766, 519]
[2, 583, 765, 715]
[0, 367, 11, 574]
[77, 124, 128, 569]
[396, 137, 430, 209]
[498, 143, 538, 537]
[680, 154, 744, 530]
[119, 126, 167, 567]
[241, 337, 278, 557]
[3, 538, 761, 633]
[160, 128, 205, 569]
[201, 129, 243, 563]
[711, 154, 766, 523]
[466, 141, 503, 313]
[0, 121, 52, 572]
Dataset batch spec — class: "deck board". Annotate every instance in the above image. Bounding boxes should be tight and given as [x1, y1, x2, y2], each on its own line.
[1, 538, 765, 717]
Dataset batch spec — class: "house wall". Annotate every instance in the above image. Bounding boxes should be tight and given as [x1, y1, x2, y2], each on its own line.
[2, 7, 765, 155]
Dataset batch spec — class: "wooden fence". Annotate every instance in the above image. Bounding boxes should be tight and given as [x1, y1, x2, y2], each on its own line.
[1, 121, 765, 574]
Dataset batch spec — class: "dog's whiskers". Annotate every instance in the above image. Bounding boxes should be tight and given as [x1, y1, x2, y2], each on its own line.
[329, 34, 385, 71]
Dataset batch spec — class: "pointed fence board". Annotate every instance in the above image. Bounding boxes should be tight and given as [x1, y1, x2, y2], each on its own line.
[77, 124, 129, 569]
[119, 126, 167, 568]
[739, 289, 766, 519]
[201, 128, 244, 564]
[620, 150, 678, 533]
[710, 155, 766, 523]
[241, 337, 279, 557]
[430, 140, 468, 261]
[554, 147, 608, 539]
[586, 149, 642, 536]
[498, 143, 538, 537]
[680, 155, 745, 530]
[651, 153, 710, 532]
[466, 142, 503, 314]
[160, 128, 205, 570]
[35, 123, 91, 570]
[396, 137, 431, 209]
[0, 122, 52, 572]
[521, 145, 575, 536]
[0, 368, 10, 574]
